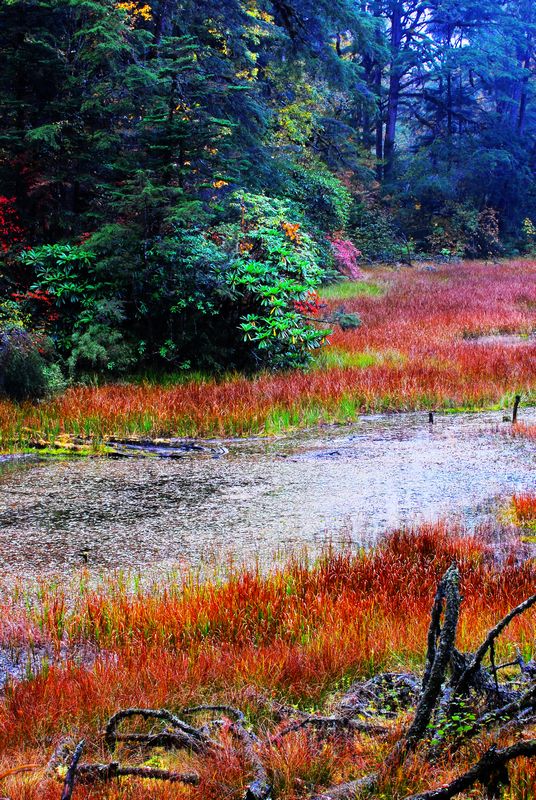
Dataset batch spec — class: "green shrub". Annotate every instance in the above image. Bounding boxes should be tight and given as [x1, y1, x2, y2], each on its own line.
[349, 202, 401, 261]
[42, 363, 68, 395]
[284, 163, 352, 232]
[0, 328, 48, 401]
[67, 324, 135, 378]
[20, 244, 100, 306]
[221, 192, 331, 369]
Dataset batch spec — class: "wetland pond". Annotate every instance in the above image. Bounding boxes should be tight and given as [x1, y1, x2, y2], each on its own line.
[1, 409, 535, 575]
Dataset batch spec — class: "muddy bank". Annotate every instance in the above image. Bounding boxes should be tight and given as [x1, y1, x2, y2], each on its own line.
[0, 409, 534, 574]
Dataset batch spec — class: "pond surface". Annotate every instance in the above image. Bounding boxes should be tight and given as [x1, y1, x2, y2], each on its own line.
[0, 409, 535, 574]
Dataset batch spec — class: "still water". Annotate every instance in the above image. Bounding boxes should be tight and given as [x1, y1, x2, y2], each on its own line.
[0, 409, 534, 574]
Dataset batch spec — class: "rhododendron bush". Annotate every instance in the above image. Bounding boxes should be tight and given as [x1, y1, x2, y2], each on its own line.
[330, 238, 363, 279]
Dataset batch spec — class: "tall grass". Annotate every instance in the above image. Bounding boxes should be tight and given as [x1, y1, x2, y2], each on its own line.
[0, 522, 534, 798]
[1, 260, 536, 447]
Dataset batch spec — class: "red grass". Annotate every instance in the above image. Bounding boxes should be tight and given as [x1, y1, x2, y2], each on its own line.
[511, 423, 536, 443]
[512, 493, 536, 523]
[0, 523, 534, 798]
[1, 260, 536, 444]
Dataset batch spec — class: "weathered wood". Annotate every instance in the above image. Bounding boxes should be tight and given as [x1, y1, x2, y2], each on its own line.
[76, 762, 199, 785]
[450, 593, 536, 702]
[401, 565, 460, 754]
[513, 394, 521, 423]
[229, 721, 271, 800]
[311, 771, 379, 800]
[403, 739, 536, 800]
[273, 715, 388, 741]
[183, 704, 246, 724]
[458, 684, 536, 741]
[104, 707, 213, 753]
[60, 740, 84, 800]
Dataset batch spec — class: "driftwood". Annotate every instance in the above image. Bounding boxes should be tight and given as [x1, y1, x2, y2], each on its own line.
[51, 568, 535, 799]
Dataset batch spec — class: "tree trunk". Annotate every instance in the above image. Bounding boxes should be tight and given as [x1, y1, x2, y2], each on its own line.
[383, 3, 403, 179]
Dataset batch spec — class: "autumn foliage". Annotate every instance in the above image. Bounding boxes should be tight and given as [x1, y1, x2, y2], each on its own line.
[0, 195, 24, 253]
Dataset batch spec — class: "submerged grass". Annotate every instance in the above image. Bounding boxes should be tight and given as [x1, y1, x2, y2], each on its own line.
[1, 260, 536, 448]
[0, 521, 534, 798]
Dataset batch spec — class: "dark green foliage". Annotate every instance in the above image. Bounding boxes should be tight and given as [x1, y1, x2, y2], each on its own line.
[333, 311, 361, 331]
[350, 201, 402, 262]
[0, 0, 534, 378]
[284, 163, 352, 232]
[0, 329, 48, 401]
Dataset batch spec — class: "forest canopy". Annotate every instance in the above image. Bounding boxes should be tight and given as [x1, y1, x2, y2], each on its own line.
[0, 0, 535, 390]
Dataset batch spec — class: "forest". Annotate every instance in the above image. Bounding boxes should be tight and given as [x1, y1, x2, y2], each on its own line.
[0, 0, 535, 388]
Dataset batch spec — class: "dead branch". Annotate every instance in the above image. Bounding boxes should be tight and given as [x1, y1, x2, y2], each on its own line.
[273, 715, 388, 741]
[104, 707, 214, 753]
[422, 580, 445, 690]
[111, 731, 206, 749]
[183, 704, 246, 724]
[403, 739, 536, 800]
[311, 771, 379, 800]
[0, 764, 40, 780]
[228, 721, 271, 800]
[457, 684, 536, 742]
[60, 740, 84, 800]
[450, 593, 536, 702]
[399, 564, 460, 755]
[245, 690, 311, 721]
[75, 762, 199, 785]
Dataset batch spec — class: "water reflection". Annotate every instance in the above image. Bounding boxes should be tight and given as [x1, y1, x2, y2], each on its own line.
[0, 409, 534, 574]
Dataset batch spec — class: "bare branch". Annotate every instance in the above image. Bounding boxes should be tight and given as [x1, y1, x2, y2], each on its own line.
[451, 594, 536, 700]
[61, 740, 85, 800]
[104, 707, 213, 753]
[403, 739, 536, 800]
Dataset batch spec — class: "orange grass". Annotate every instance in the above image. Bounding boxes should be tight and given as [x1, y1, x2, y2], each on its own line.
[2, 260, 536, 446]
[511, 423, 536, 443]
[0, 523, 534, 798]
[512, 493, 536, 524]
